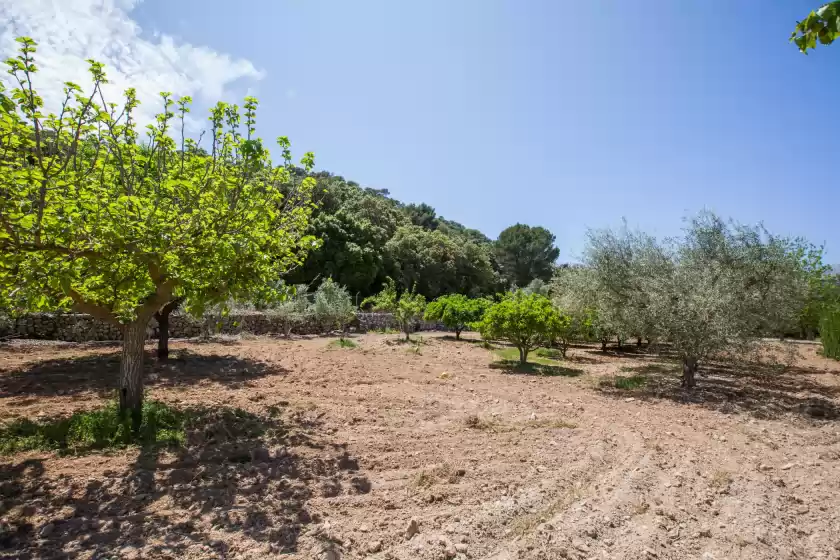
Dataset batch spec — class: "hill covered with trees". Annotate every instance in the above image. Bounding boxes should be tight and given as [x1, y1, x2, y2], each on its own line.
[284, 171, 560, 300]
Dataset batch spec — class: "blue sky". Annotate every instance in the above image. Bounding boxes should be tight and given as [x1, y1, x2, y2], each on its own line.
[3, 1, 836, 261]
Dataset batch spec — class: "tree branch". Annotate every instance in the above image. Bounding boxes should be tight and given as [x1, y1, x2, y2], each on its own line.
[65, 288, 119, 326]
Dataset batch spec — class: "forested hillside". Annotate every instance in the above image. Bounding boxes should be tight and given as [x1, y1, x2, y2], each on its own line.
[284, 171, 559, 300]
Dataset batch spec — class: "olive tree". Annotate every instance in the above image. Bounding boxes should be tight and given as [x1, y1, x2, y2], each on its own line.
[0, 38, 317, 425]
[267, 284, 311, 338]
[424, 294, 489, 340]
[583, 223, 666, 347]
[313, 279, 356, 337]
[615, 212, 808, 388]
[478, 292, 562, 364]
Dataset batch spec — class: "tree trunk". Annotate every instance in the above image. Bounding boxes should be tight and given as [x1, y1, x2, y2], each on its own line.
[120, 321, 147, 432]
[601, 339, 607, 351]
[153, 298, 182, 361]
[681, 357, 698, 389]
[455, 329, 461, 340]
[617, 337, 623, 350]
[519, 347, 528, 364]
[404, 323, 411, 341]
[636, 337, 642, 347]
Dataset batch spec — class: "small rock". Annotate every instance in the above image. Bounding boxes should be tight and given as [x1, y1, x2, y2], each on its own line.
[572, 539, 590, 552]
[39, 523, 55, 538]
[367, 540, 382, 553]
[781, 462, 795, 471]
[644, 549, 658, 557]
[698, 528, 712, 538]
[624, 398, 635, 403]
[796, 506, 810, 515]
[529, 412, 537, 421]
[585, 528, 598, 539]
[359, 524, 371, 533]
[455, 543, 468, 553]
[406, 517, 420, 539]
[758, 463, 772, 471]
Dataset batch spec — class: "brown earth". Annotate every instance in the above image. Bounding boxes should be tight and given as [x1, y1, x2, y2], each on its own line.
[1, 333, 840, 560]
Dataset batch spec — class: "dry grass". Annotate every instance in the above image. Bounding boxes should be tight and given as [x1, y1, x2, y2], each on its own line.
[413, 462, 465, 488]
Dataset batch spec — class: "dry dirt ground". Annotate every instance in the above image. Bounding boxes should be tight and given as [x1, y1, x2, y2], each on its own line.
[2, 332, 840, 560]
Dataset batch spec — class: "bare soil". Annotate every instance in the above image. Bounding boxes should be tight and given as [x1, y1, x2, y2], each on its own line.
[1, 333, 840, 560]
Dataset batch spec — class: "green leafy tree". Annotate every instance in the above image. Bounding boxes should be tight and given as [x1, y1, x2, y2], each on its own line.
[313, 279, 356, 337]
[363, 277, 426, 341]
[478, 292, 562, 364]
[621, 212, 807, 388]
[495, 224, 559, 288]
[287, 175, 407, 296]
[791, 2, 840, 52]
[0, 38, 317, 425]
[404, 202, 439, 230]
[424, 294, 490, 340]
[385, 225, 495, 299]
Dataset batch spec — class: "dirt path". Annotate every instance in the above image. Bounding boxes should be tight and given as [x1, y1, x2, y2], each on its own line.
[1, 333, 839, 559]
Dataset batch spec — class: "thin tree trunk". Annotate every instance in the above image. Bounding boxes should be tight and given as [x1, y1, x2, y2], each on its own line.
[636, 337, 642, 347]
[681, 357, 698, 389]
[519, 347, 528, 364]
[120, 321, 147, 432]
[601, 339, 607, 351]
[617, 337, 623, 350]
[455, 329, 461, 340]
[153, 298, 182, 361]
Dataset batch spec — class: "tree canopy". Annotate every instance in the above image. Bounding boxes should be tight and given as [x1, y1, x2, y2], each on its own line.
[0, 38, 318, 422]
[424, 294, 490, 340]
[495, 224, 559, 289]
[478, 292, 561, 364]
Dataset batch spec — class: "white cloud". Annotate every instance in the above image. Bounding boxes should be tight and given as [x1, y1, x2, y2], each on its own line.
[0, 0, 264, 127]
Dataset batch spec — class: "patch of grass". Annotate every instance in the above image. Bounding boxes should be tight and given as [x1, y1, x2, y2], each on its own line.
[490, 359, 583, 377]
[494, 347, 558, 365]
[327, 338, 357, 349]
[524, 418, 577, 430]
[614, 375, 647, 390]
[599, 374, 647, 390]
[619, 363, 674, 375]
[371, 327, 400, 334]
[534, 348, 564, 360]
[0, 400, 186, 455]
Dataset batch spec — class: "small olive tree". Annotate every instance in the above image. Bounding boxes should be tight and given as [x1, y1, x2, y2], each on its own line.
[478, 292, 562, 364]
[313, 279, 356, 337]
[424, 294, 489, 340]
[273, 284, 311, 338]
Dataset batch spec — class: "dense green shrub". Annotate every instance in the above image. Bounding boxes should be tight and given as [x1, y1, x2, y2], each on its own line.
[424, 294, 490, 340]
[363, 278, 426, 341]
[477, 292, 562, 364]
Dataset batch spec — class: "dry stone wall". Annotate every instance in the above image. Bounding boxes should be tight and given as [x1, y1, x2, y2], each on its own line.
[0, 312, 447, 342]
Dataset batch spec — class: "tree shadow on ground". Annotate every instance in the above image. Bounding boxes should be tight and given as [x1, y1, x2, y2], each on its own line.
[597, 360, 840, 421]
[490, 360, 583, 377]
[0, 405, 369, 558]
[0, 349, 287, 399]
